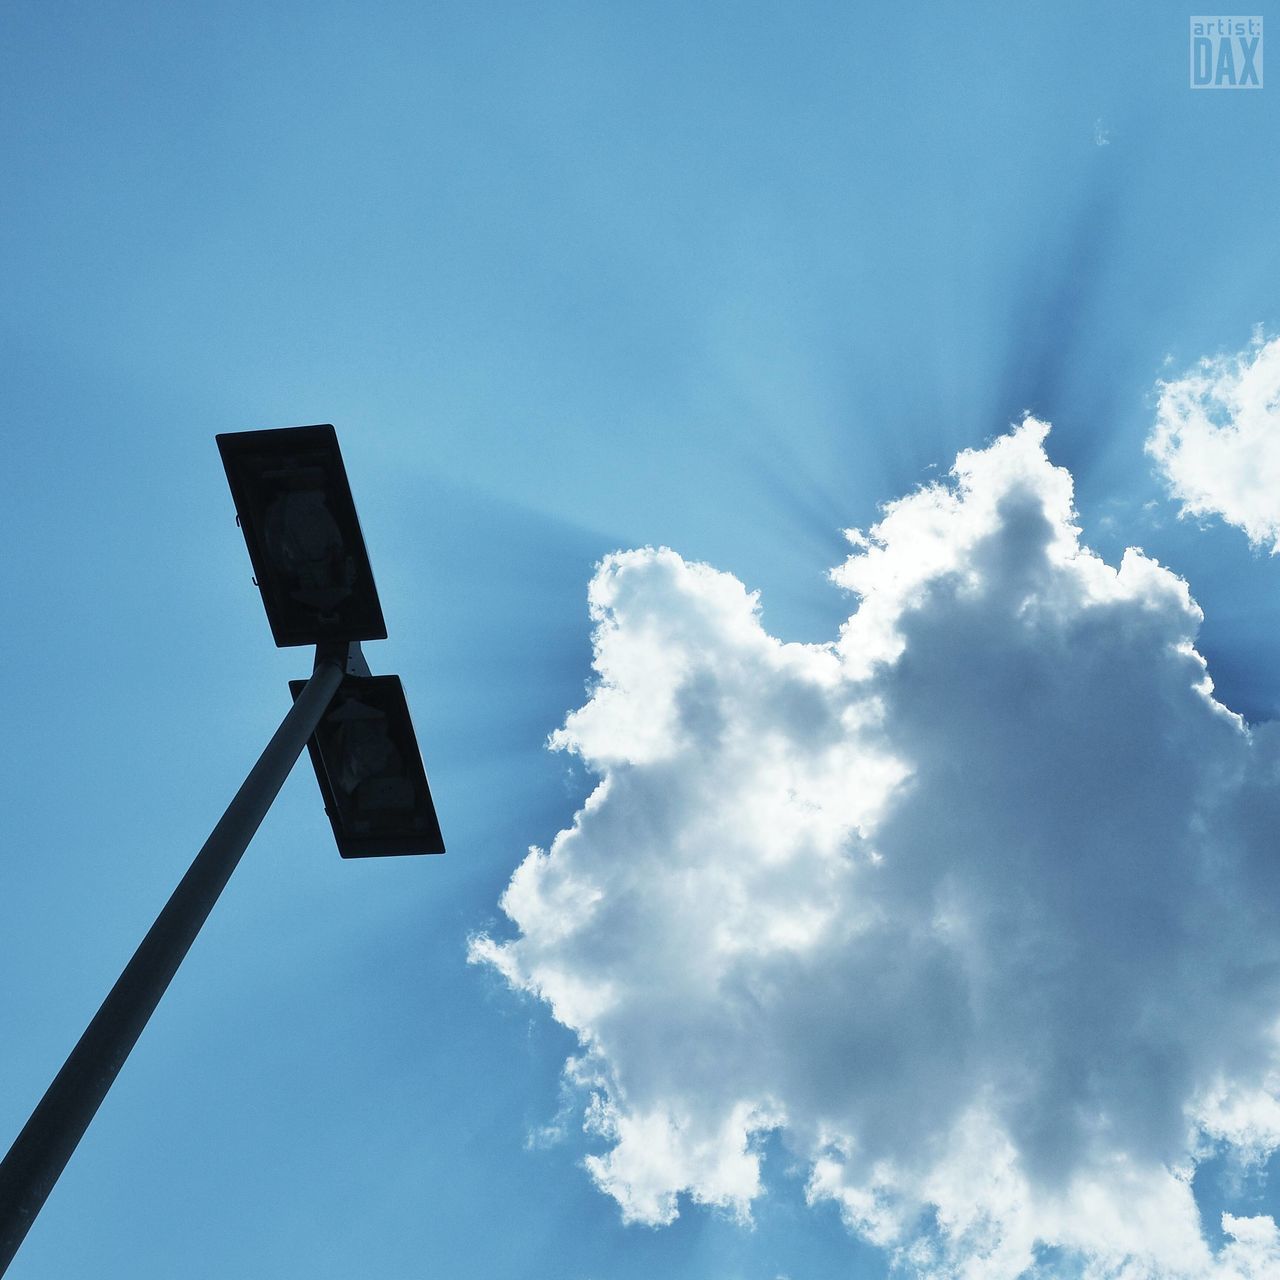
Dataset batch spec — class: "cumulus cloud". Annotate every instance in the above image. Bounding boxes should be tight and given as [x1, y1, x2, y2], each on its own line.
[1148, 331, 1280, 550]
[472, 420, 1280, 1278]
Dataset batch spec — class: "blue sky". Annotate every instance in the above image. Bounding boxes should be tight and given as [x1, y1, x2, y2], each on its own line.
[3, 3, 1280, 1277]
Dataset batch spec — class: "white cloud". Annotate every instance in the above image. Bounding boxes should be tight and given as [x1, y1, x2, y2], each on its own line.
[1148, 331, 1280, 550]
[472, 420, 1280, 1277]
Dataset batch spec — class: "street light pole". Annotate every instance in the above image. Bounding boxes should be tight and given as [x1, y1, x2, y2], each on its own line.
[0, 423, 444, 1274]
[0, 651, 346, 1276]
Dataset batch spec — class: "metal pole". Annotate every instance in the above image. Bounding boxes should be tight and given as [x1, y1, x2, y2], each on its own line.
[0, 654, 346, 1275]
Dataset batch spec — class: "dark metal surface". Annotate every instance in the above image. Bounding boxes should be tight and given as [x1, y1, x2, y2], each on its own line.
[290, 673, 445, 857]
[217, 425, 388, 648]
[0, 656, 346, 1276]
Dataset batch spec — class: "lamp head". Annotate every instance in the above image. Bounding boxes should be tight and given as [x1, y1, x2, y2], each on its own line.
[218, 425, 387, 647]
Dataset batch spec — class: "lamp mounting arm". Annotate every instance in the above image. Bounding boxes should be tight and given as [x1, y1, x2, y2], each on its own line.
[314, 639, 372, 678]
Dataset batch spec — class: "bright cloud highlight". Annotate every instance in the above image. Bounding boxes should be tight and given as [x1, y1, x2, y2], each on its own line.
[472, 420, 1280, 1278]
[1148, 331, 1280, 550]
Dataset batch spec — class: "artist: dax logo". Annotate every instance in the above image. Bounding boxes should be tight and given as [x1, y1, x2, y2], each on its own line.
[1190, 16, 1263, 88]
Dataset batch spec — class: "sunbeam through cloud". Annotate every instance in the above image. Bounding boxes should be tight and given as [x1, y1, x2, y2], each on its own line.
[475, 419, 1280, 1279]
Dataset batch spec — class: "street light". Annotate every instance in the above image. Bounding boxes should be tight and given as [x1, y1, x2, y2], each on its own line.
[0, 426, 443, 1275]
[218, 424, 387, 647]
[292, 671, 445, 857]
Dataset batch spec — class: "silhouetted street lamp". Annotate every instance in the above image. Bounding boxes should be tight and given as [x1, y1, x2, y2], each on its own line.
[0, 425, 443, 1275]
[218, 425, 388, 647]
[292, 672, 444, 857]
